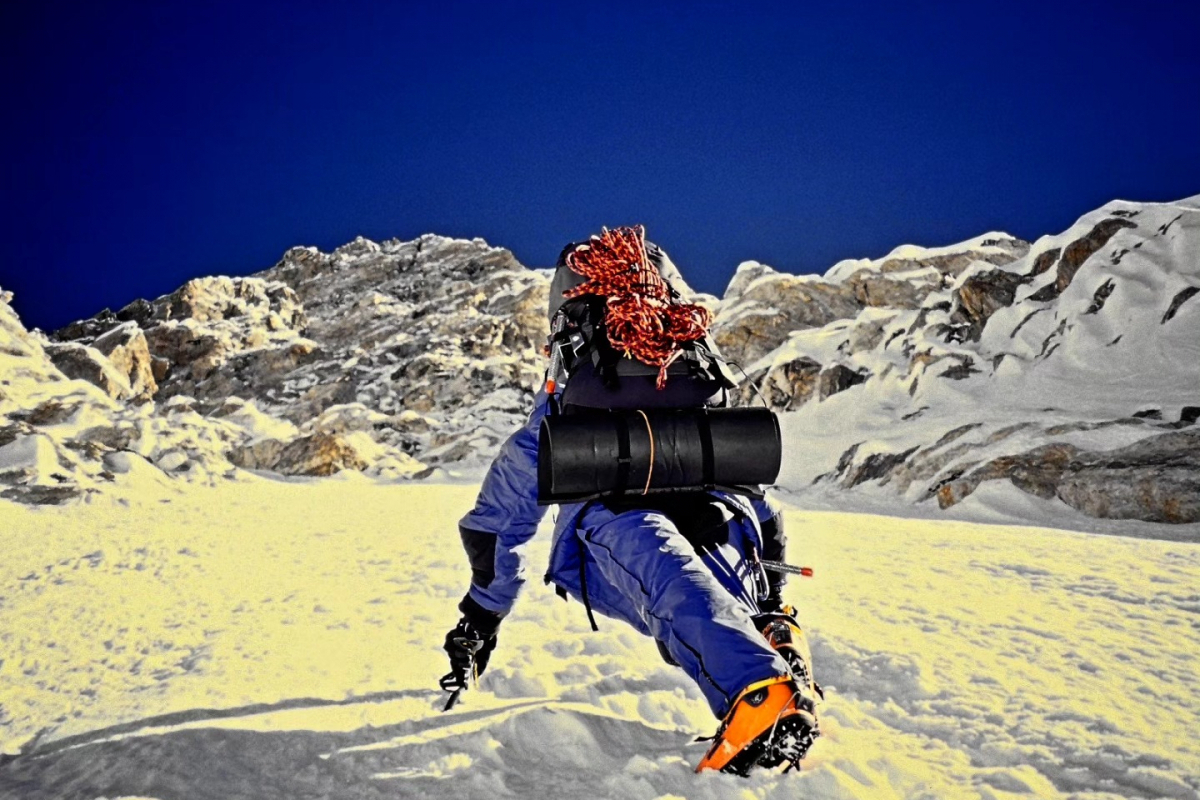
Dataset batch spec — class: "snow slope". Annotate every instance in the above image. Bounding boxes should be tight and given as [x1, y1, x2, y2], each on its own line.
[2, 479, 1198, 799]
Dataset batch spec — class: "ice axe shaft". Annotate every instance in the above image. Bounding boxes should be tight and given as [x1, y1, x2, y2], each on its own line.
[760, 559, 814, 578]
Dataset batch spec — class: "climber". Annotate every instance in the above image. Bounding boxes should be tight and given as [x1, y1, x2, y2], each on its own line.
[440, 226, 820, 775]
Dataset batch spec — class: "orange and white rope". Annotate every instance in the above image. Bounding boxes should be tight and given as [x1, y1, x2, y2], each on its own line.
[562, 225, 712, 389]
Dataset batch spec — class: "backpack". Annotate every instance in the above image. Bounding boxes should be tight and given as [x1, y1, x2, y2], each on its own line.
[537, 226, 780, 505]
[545, 225, 738, 412]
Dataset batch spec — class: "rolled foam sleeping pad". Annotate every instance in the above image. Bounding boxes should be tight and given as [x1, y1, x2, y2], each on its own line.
[537, 407, 781, 505]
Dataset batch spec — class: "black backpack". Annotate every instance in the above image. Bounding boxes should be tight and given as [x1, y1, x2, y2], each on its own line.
[546, 237, 738, 412]
[537, 230, 779, 505]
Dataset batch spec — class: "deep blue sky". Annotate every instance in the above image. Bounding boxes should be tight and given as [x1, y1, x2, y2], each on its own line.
[3, 1, 1199, 332]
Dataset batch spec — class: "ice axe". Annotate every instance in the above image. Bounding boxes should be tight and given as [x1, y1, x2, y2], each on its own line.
[439, 635, 484, 712]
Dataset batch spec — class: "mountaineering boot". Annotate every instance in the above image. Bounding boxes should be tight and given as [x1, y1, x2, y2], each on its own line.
[755, 606, 822, 702]
[694, 675, 820, 775]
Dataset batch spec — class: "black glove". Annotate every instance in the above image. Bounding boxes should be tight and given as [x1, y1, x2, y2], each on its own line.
[440, 594, 503, 694]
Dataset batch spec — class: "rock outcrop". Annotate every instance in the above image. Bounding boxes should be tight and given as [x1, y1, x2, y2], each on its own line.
[784, 197, 1200, 523]
[931, 428, 1200, 523]
[1, 286, 265, 503]
[717, 234, 1029, 375]
[92, 322, 158, 400]
[43, 342, 137, 401]
[41, 234, 549, 491]
[714, 266, 861, 366]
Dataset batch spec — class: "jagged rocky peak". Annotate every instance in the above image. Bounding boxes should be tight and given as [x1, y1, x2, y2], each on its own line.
[257, 234, 543, 350]
[246, 233, 550, 424]
[770, 196, 1200, 522]
[715, 234, 1030, 369]
[31, 233, 552, 498]
[54, 275, 305, 341]
[1, 285, 257, 505]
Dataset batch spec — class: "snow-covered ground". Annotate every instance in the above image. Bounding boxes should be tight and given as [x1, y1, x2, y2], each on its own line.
[2, 477, 1198, 799]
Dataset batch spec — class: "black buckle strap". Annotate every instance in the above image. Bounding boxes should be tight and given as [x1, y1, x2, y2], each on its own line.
[614, 412, 631, 496]
[696, 408, 715, 489]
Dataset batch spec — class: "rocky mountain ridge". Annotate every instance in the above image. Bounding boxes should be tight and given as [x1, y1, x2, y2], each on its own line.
[2, 196, 1196, 523]
[740, 197, 1199, 523]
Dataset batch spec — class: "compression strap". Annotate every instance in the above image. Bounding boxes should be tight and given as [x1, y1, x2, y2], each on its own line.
[614, 413, 630, 497]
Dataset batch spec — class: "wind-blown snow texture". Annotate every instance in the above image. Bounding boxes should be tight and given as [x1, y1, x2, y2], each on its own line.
[1, 195, 1198, 797]
[1, 481, 1198, 799]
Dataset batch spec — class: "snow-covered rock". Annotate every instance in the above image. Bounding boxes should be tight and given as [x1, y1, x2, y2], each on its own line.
[715, 234, 1030, 368]
[17, 195, 1200, 523]
[753, 197, 1200, 522]
[0, 286, 317, 503]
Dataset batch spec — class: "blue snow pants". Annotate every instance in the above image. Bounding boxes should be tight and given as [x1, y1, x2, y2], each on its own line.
[546, 499, 791, 718]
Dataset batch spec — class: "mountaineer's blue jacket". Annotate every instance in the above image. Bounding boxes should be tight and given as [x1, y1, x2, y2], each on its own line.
[458, 389, 790, 716]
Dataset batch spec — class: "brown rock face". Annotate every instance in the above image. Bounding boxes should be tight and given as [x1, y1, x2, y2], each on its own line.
[143, 325, 226, 379]
[936, 442, 1080, 508]
[92, 322, 158, 401]
[1055, 218, 1137, 294]
[43, 342, 132, 400]
[737, 358, 868, 410]
[736, 357, 823, 409]
[847, 271, 940, 309]
[818, 365, 868, 400]
[1026, 219, 1138, 303]
[841, 446, 920, 488]
[945, 269, 1027, 342]
[228, 438, 286, 471]
[1055, 429, 1200, 522]
[274, 433, 370, 476]
[1026, 247, 1061, 278]
[935, 429, 1200, 523]
[150, 356, 171, 383]
[714, 270, 861, 366]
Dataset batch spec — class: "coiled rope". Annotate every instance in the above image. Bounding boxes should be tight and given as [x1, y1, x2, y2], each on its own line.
[562, 225, 713, 389]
